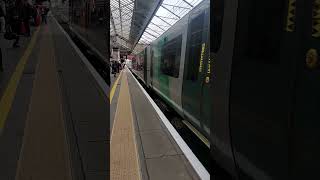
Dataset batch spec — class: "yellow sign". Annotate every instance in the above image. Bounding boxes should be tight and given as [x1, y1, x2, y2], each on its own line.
[205, 54, 211, 84]
[199, 43, 206, 72]
[286, 0, 296, 32]
[207, 55, 211, 74]
[312, 0, 320, 37]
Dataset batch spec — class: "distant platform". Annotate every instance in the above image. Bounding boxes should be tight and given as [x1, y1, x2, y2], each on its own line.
[110, 67, 209, 180]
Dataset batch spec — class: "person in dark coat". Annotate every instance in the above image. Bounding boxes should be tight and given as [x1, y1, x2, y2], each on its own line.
[41, 6, 49, 24]
[21, 0, 31, 36]
[6, 1, 20, 47]
[0, 0, 5, 33]
[116, 61, 121, 73]
[112, 61, 117, 77]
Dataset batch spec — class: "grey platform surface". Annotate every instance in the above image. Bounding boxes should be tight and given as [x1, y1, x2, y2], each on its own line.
[125, 71, 200, 180]
[0, 16, 109, 180]
[0, 26, 45, 180]
[50, 16, 109, 180]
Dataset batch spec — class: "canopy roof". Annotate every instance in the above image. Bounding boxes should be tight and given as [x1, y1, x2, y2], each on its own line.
[110, 0, 203, 53]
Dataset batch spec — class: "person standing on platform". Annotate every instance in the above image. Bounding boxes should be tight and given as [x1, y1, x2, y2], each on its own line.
[41, 0, 49, 24]
[41, 6, 48, 24]
[112, 61, 117, 77]
[21, 0, 31, 37]
[6, 0, 20, 47]
[120, 58, 124, 69]
[0, 0, 6, 33]
[117, 60, 121, 73]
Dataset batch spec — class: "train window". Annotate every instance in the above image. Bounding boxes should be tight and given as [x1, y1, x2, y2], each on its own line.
[186, 12, 205, 81]
[160, 35, 182, 78]
[234, 1, 285, 62]
[212, 0, 224, 53]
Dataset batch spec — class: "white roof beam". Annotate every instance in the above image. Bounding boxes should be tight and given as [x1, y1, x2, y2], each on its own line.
[146, 27, 162, 36]
[154, 15, 173, 26]
[156, 15, 179, 20]
[162, 3, 191, 10]
[149, 21, 166, 31]
[182, 0, 193, 7]
[144, 30, 158, 38]
[118, 0, 123, 36]
[160, 5, 180, 18]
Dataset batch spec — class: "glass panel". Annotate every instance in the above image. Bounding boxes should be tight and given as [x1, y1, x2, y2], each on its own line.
[186, 12, 205, 81]
[160, 35, 182, 78]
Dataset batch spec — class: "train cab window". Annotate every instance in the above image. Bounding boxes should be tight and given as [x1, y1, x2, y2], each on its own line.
[186, 12, 206, 81]
[212, 0, 224, 53]
[160, 35, 182, 78]
[234, 1, 285, 62]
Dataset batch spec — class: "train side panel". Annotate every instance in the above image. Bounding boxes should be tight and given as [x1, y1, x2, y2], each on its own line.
[146, 46, 152, 87]
[181, 0, 210, 137]
[149, 13, 189, 116]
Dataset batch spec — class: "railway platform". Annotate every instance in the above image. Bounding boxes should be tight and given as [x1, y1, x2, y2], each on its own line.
[109, 67, 209, 180]
[0, 13, 109, 180]
[70, 24, 107, 60]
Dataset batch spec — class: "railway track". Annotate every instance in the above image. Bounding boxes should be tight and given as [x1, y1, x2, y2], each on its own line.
[53, 14, 110, 86]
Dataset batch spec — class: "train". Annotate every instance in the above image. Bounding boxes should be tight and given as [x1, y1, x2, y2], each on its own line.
[131, 0, 210, 137]
[131, 0, 319, 180]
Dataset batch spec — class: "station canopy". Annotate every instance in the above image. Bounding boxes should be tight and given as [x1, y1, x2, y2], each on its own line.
[110, 0, 204, 54]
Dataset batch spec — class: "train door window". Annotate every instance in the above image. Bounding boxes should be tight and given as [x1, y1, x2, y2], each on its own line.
[186, 12, 205, 81]
[233, 1, 285, 62]
[160, 35, 182, 78]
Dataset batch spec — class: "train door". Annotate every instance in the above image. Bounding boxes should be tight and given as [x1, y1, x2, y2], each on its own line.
[146, 47, 153, 87]
[229, 0, 304, 179]
[211, 0, 238, 178]
[290, 1, 320, 179]
[181, 3, 210, 135]
[143, 48, 147, 83]
[150, 48, 154, 87]
[199, 7, 211, 138]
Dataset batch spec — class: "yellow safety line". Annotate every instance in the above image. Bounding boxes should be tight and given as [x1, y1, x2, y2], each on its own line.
[0, 27, 41, 132]
[109, 70, 122, 104]
[110, 71, 141, 180]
